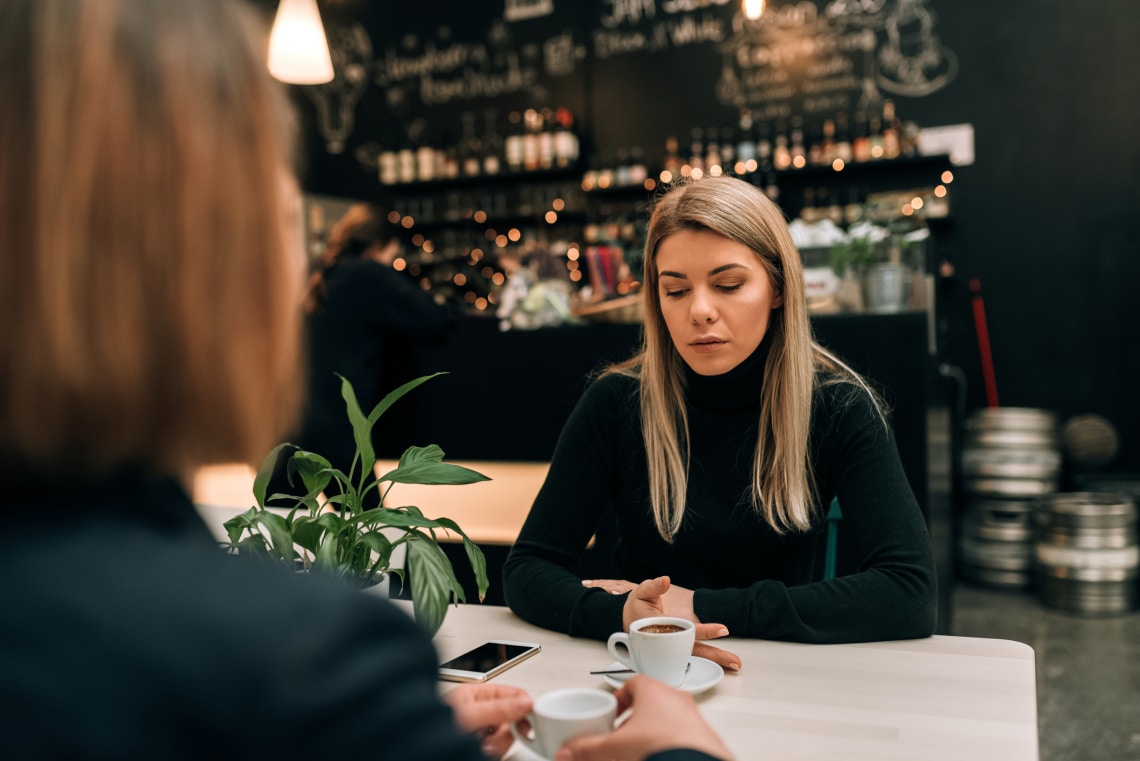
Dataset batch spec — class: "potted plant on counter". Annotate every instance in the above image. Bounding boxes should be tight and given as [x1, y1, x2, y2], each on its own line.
[221, 372, 490, 636]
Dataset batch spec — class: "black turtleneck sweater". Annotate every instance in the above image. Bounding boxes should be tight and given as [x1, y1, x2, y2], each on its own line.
[502, 340, 937, 643]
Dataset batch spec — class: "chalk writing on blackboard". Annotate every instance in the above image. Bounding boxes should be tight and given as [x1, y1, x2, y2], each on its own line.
[593, 12, 727, 58]
[372, 25, 583, 108]
[877, 0, 957, 96]
[305, 23, 373, 154]
[505, 0, 555, 22]
[716, 0, 955, 115]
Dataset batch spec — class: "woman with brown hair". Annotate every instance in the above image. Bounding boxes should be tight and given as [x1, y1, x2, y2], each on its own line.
[503, 176, 937, 659]
[0, 2, 734, 759]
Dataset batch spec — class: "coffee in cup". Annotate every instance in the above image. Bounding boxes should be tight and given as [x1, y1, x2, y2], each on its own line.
[510, 688, 617, 759]
[606, 616, 695, 687]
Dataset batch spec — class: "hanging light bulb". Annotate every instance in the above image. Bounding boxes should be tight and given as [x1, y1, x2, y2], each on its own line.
[743, 0, 765, 20]
[267, 0, 334, 85]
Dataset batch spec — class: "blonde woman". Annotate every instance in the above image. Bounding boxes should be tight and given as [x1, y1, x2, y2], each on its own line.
[503, 176, 936, 663]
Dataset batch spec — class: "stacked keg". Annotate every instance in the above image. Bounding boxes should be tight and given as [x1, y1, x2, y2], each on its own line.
[958, 408, 1062, 589]
[1035, 492, 1139, 615]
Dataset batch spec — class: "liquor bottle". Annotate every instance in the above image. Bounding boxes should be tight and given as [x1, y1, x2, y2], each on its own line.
[881, 100, 901, 160]
[416, 131, 436, 182]
[523, 109, 541, 172]
[835, 112, 853, 164]
[844, 187, 865, 226]
[868, 115, 884, 160]
[821, 187, 843, 224]
[538, 108, 555, 170]
[553, 107, 579, 168]
[663, 136, 683, 178]
[505, 111, 525, 172]
[482, 109, 503, 176]
[756, 121, 773, 173]
[705, 127, 722, 175]
[772, 121, 791, 171]
[789, 116, 806, 169]
[736, 110, 757, 167]
[615, 148, 631, 186]
[808, 125, 824, 167]
[378, 142, 399, 185]
[628, 146, 648, 186]
[720, 127, 736, 173]
[819, 119, 836, 165]
[852, 113, 871, 163]
[688, 128, 705, 174]
[397, 135, 416, 183]
[764, 172, 780, 202]
[460, 112, 482, 177]
[800, 187, 818, 223]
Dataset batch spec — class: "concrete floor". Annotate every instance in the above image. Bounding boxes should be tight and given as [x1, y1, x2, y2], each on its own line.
[950, 583, 1140, 761]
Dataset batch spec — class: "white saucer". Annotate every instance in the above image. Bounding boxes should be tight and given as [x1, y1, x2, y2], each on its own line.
[599, 656, 723, 695]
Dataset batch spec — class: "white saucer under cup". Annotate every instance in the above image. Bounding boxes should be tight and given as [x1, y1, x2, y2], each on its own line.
[606, 616, 695, 688]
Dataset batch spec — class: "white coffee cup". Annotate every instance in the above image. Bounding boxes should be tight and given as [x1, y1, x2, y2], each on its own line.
[606, 616, 695, 687]
[510, 688, 617, 759]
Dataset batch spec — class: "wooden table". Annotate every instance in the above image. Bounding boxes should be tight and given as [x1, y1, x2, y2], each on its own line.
[431, 603, 1039, 761]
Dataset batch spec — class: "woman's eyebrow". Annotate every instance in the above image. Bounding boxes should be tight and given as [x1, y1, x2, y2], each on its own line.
[658, 269, 687, 279]
[709, 263, 748, 275]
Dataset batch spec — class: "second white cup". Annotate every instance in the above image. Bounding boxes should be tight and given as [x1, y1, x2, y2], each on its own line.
[510, 688, 617, 759]
[606, 616, 695, 687]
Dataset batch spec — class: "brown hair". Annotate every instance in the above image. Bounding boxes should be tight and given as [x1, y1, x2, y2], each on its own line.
[0, 0, 303, 479]
[606, 176, 883, 538]
[304, 202, 402, 312]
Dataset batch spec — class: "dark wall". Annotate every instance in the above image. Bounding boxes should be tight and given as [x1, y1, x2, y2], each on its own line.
[288, 0, 1140, 473]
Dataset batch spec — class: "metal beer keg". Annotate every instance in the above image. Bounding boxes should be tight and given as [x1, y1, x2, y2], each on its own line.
[958, 408, 1061, 590]
[1035, 492, 1139, 615]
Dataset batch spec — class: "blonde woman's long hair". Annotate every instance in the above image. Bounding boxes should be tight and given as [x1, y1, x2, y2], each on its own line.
[0, 0, 303, 478]
[607, 176, 882, 540]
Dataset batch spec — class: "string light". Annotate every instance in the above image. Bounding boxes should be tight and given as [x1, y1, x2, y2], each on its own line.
[743, 0, 765, 21]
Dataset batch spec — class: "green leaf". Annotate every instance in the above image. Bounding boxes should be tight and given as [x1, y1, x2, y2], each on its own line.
[421, 516, 488, 601]
[353, 508, 443, 530]
[462, 538, 489, 603]
[359, 531, 394, 570]
[337, 374, 376, 484]
[252, 511, 295, 562]
[252, 443, 291, 509]
[407, 538, 465, 636]
[291, 451, 335, 500]
[383, 446, 490, 485]
[365, 373, 446, 427]
[290, 515, 324, 554]
[314, 531, 339, 570]
[222, 507, 258, 545]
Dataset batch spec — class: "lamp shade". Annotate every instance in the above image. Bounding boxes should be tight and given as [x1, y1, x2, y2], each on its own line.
[267, 0, 334, 85]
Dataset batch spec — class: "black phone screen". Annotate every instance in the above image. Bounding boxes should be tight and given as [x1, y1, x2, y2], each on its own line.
[439, 642, 535, 673]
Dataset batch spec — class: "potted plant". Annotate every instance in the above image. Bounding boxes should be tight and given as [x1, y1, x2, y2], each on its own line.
[828, 226, 910, 313]
[221, 372, 490, 636]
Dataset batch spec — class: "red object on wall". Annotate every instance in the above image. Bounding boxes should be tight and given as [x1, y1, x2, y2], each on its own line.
[970, 278, 999, 408]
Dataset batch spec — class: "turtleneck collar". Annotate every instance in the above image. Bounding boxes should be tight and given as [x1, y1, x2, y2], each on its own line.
[682, 332, 773, 412]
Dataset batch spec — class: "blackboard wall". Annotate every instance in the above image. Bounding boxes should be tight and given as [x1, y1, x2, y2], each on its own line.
[281, 0, 1140, 475]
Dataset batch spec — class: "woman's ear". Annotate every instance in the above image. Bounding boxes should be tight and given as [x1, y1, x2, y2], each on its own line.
[772, 290, 784, 309]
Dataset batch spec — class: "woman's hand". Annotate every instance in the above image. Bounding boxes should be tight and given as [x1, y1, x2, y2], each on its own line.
[554, 675, 735, 761]
[618, 576, 742, 672]
[443, 683, 533, 759]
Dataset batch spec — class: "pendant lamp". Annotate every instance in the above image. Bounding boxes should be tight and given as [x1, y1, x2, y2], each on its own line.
[267, 0, 334, 85]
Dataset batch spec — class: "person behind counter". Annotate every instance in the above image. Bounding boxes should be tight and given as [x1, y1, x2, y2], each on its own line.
[0, 1, 732, 759]
[270, 202, 451, 508]
[502, 175, 937, 658]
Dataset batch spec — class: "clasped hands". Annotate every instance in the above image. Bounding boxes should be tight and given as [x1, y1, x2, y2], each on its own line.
[582, 575, 742, 673]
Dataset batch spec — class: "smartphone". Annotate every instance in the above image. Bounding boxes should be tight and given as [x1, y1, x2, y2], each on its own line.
[438, 640, 542, 683]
